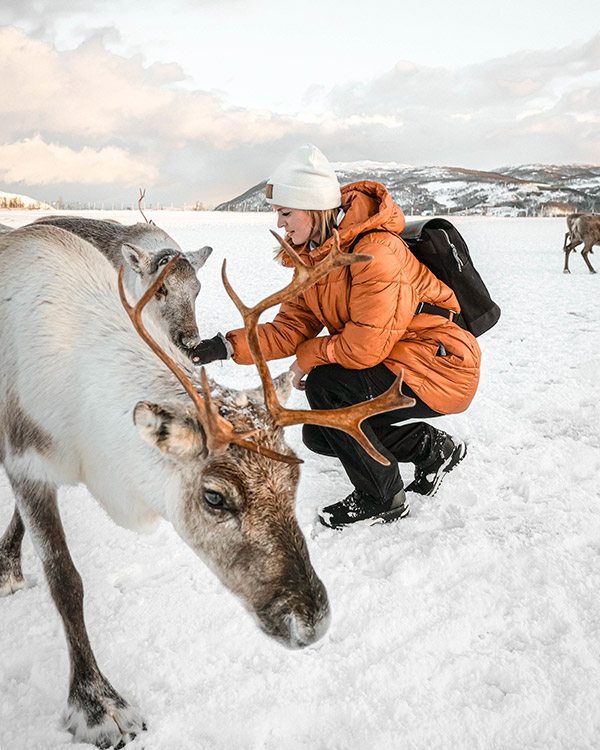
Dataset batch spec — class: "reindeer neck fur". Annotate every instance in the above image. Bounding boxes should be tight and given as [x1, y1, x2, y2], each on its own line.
[33, 216, 182, 267]
[33, 216, 183, 294]
[0, 225, 202, 531]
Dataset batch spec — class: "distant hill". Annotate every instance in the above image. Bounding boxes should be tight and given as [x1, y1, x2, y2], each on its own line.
[0, 189, 52, 210]
[215, 163, 600, 217]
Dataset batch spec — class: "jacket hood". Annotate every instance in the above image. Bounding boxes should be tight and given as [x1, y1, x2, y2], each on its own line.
[305, 180, 406, 263]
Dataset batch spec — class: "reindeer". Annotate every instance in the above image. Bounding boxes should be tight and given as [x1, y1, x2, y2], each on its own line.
[30, 215, 213, 352]
[0, 223, 413, 748]
[563, 212, 600, 274]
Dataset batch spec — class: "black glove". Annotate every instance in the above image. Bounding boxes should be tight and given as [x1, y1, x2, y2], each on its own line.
[189, 334, 229, 365]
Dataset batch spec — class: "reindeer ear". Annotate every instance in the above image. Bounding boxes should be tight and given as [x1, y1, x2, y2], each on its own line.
[121, 243, 153, 276]
[133, 401, 205, 458]
[187, 245, 213, 270]
[273, 371, 294, 404]
[234, 371, 294, 406]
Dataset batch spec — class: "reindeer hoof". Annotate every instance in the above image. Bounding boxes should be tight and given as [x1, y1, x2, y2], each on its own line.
[0, 576, 26, 596]
[563, 269, 571, 274]
[63, 689, 147, 748]
[0, 569, 32, 596]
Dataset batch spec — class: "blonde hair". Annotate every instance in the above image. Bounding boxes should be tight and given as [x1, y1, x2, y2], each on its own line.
[307, 208, 340, 246]
[275, 207, 340, 262]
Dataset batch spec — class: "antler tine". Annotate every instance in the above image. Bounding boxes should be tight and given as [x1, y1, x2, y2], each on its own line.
[138, 187, 149, 223]
[273, 370, 416, 464]
[268, 229, 373, 310]
[118, 254, 207, 417]
[223, 228, 372, 350]
[222, 231, 416, 465]
[118, 256, 301, 463]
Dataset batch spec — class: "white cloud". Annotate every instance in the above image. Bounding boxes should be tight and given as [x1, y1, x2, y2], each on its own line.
[0, 26, 316, 201]
[0, 0, 92, 19]
[0, 23, 598, 205]
[0, 26, 300, 148]
[312, 32, 600, 170]
[324, 32, 600, 117]
[0, 135, 158, 185]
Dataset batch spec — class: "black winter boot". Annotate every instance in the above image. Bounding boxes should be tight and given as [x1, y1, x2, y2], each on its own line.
[318, 489, 409, 529]
[405, 431, 466, 497]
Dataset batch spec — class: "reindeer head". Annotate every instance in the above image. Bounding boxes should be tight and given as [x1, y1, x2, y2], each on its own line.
[121, 225, 212, 353]
[118, 232, 414, 649]
[131, 374, 329, 647]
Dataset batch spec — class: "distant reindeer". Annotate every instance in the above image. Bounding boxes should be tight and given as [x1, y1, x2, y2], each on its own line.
[31, 215, 212, 352]
[0, 223, 412, 747]
[563, 212, 600, 274]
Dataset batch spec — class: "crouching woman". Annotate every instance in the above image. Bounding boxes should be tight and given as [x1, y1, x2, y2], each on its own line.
[192, 144, 481, 529]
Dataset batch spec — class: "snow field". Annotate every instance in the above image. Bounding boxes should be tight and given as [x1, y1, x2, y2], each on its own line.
[0, 211, 599, 750]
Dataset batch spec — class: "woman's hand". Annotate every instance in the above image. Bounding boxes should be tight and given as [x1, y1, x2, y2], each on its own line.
[189, 333, 230, 365]
[289, 360, 306, 391]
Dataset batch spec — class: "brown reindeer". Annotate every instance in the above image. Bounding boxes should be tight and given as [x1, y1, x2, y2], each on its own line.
[0, 224, 413, 747]
[563, 212, 600, 274]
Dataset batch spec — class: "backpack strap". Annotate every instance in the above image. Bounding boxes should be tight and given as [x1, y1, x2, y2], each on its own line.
[348, 229, 458, 323]
[414, 301, 457, 322]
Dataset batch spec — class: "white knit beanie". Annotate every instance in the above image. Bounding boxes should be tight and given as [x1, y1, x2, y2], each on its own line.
[265, 143, 342, 210]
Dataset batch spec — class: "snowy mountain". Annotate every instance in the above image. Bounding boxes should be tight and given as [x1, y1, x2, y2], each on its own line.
[215, 163, 600, 217]
[0, 189, 51, 210]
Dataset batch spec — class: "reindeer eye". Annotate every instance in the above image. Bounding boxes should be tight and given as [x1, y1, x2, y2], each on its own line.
[203, 489, 225, 508]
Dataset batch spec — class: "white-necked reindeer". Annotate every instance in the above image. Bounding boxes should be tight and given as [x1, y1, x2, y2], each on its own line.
[563, 212, 600, 274]
[0, 223, 412, 748]
[31, 215, 213, 352]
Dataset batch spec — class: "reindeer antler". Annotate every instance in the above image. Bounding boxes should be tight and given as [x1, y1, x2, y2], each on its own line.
[222, 229, 416, 465]
[118, 256, 302, 464]
[138, 188, 149, 223]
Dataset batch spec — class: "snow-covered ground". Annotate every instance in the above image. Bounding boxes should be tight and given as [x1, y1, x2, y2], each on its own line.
[1, 211, 599, 750]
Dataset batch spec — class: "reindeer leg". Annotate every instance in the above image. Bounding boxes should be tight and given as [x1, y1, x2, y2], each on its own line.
[9, 475, 146, 748]
[0, 505, 27, 595]
[563, 248, 571, 273]
[563, 239, 580, 274]
[581, 242, 596, 274]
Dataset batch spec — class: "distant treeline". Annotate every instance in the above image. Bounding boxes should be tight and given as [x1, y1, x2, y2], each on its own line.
[0, 197, 42, 209]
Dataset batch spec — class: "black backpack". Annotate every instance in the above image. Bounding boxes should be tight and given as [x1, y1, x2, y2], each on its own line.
[351, 218, 501, 337]
[400, 218, 500, 337]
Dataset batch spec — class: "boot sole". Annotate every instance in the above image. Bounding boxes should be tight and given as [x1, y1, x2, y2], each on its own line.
[318, 502, 410, 530]
[368, 502, 410, 526]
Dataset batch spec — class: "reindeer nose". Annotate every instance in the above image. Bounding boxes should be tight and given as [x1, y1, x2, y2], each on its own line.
[286, 602, 331, 650]
[179, 331, 201, 350]
[258, 577, 330, 649]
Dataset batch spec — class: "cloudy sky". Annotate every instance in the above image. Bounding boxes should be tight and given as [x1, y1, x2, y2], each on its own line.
[1, 0, 599, 207]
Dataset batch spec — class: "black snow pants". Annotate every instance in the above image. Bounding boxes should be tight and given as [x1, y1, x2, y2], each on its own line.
[302, 363, 442, 501]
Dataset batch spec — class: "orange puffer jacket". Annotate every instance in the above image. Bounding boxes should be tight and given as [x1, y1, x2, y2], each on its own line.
[226, 181, 481, 414]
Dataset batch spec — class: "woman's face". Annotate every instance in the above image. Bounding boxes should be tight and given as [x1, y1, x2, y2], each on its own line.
[273, 206, 317, 245]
